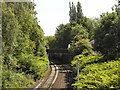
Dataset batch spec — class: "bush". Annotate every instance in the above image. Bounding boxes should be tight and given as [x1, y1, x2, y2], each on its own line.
[31, 57, 49, 80]
[72, 51, 120, 89]
[2, 68, 34, 88]
[2, 54, 49, 88]
[71, 50, 102, 74]
[18, 54, 49, 80]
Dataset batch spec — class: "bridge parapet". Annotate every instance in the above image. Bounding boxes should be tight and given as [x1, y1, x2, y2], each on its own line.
[46, 49, 69, 54]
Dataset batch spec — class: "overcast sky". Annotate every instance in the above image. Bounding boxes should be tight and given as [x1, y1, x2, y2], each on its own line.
[34, 0, 117, 36]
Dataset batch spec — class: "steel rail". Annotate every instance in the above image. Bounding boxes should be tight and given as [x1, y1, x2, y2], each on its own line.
[33, 63, 58, 90]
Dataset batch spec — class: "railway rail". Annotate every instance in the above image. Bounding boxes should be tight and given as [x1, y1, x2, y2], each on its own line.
[27, 62, 73, 90]
[33, 63, 58, 90]
[52, 64, 73, 89]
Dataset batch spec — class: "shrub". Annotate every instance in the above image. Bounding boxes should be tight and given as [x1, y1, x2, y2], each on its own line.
[71, 50, 102, 74]
[72, 50, 120, 89]
[2, 69, 34, 88]
[18, 54, 49, 80]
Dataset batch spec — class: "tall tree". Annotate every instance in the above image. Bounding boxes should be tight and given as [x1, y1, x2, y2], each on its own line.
[77, 1, 83, 24]
[69, 1, 83, 24]
[69, 2, 77, 23]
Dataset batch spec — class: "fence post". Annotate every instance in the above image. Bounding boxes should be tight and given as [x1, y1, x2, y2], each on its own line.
[77, 57, 79, 82]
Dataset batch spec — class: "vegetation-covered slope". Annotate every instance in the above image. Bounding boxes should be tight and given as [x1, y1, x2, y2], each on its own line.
[2, 2, 49, 88]
[70, 2, 120, 89]
[72, 51, 120, 89]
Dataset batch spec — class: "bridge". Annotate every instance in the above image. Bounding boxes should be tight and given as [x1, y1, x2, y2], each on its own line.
[46, 49, 69, 54]
[46, 49, 70, 64]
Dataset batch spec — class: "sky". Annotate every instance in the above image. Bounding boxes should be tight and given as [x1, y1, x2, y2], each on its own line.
[34, 0, 118, 36]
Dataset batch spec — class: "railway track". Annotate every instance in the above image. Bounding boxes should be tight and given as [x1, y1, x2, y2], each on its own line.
[62, 64, 73, 88]
[27, 62, 73, 90]
[33, 64, 58, 90]
[52, 64, 73, 89]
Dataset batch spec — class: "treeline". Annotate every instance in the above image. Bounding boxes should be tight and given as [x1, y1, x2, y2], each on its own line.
[2, 2, 49, 88]
[46, 1, 120, 89]
[45, 2, 94, 63]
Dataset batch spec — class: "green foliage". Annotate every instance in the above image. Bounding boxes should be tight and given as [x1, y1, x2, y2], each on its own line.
[54, 22, 93, 50]
[69, 1, 94, 40]
[69, 1, 83, 24]
[81, 17, 95, 40]
[52, 16, 94, 62]
[55, 24, 72, 49]
[76, 2, 83, 24]
[69, 38, 93, 57]
[2, 2, 20, 56]
[46, 1, 120, 89]
[73, 60, 120, 89]
[71, 24, 89, 39]
[94, 12, 120, 58]
[45, 36, 56, 49]
[70, 4, 120, 89]
[2, 2, 49, 88]
[72, 51, 120, 89]
[68, 25, 93, 58]
[18, 54, 49, 80]
[2, 68, 34, 88]
[52, 1, 94, 54]
[71, 50, 101, 73]
[69, 2, 77, 23]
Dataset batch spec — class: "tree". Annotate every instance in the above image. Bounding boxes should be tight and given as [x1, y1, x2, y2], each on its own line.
[81, 17, 95, 40]
[45, 36, 56, 49]
[69, 1, 83, 24]
[2, 2, 20, 69]
[76, 1, 83, 24]
[55, 24, 72, 49]
[68, 25, 93, 57]
[2, 2, 49, 88]
[69, 2, 77, 23]
[94, 12, 120, 58]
